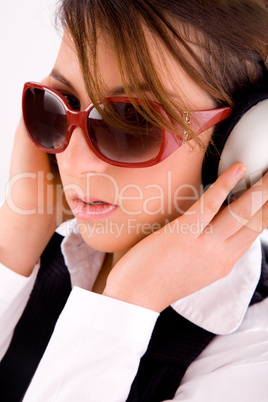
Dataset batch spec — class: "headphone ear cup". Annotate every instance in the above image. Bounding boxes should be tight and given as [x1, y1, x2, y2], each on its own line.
[218, 99, 268, 193]
[202, 90, 268, 193]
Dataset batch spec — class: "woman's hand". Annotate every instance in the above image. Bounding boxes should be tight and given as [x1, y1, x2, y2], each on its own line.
[103, 163, 268, 312]
[0, 114, 71, 276]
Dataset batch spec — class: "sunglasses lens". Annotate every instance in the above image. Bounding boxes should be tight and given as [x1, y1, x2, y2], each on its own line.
[24, 88, 67, 150]
[87, 102, 162, 164]
[23, 85, 163, 165]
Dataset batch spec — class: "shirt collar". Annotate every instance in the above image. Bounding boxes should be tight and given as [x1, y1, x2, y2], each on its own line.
[58, 219, 262, 335]
[59, 220, 106, 292]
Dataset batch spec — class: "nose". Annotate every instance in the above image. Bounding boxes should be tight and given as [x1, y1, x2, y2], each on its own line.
[57, 126, 109, 176]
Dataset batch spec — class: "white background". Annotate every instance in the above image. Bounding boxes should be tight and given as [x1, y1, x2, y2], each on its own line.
[0, 0, 61, 203]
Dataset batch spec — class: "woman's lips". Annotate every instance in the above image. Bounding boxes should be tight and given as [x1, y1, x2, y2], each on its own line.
[71, 197, 118, 221]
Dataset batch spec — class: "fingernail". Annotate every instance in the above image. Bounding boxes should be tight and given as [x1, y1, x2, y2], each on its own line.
[235, 165, 247, 179]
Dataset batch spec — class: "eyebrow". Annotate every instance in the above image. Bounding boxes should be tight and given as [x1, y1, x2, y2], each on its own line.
[109, 84, 153, 96]
[50, 69, 77, 93]
[50, 69, 126, 97]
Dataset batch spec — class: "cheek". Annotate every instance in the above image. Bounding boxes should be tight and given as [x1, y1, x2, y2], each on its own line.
[118, 144, 205, 221]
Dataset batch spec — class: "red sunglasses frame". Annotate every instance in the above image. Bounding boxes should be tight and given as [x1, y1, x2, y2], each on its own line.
[22, 81, 232, 168]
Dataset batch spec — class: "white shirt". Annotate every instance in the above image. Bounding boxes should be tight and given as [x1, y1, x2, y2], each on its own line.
[0, 220, 268, 401]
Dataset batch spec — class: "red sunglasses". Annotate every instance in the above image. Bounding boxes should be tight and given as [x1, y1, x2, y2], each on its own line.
[22, 82, 232, 168]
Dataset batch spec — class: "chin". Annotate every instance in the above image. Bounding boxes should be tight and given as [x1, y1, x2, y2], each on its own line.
[78, 222, 149, 254]
[79, 230, 135, 253]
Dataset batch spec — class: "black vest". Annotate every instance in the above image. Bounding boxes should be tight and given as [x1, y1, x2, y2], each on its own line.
[0, 233, 267, 402]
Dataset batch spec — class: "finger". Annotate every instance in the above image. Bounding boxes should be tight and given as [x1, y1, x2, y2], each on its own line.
[212, 170, 268, 238]
[182, 163, 247, 235]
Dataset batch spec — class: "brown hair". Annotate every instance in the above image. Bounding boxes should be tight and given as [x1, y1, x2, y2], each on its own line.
[57, 0, 268, 143]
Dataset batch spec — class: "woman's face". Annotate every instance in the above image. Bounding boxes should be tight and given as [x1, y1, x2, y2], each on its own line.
[51, 32, 215, 253]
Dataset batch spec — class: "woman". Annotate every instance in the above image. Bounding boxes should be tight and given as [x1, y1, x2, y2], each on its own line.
[0, 0, 267, 400]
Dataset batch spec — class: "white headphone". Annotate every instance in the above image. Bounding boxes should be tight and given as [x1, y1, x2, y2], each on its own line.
[202, 90, 268, 194]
